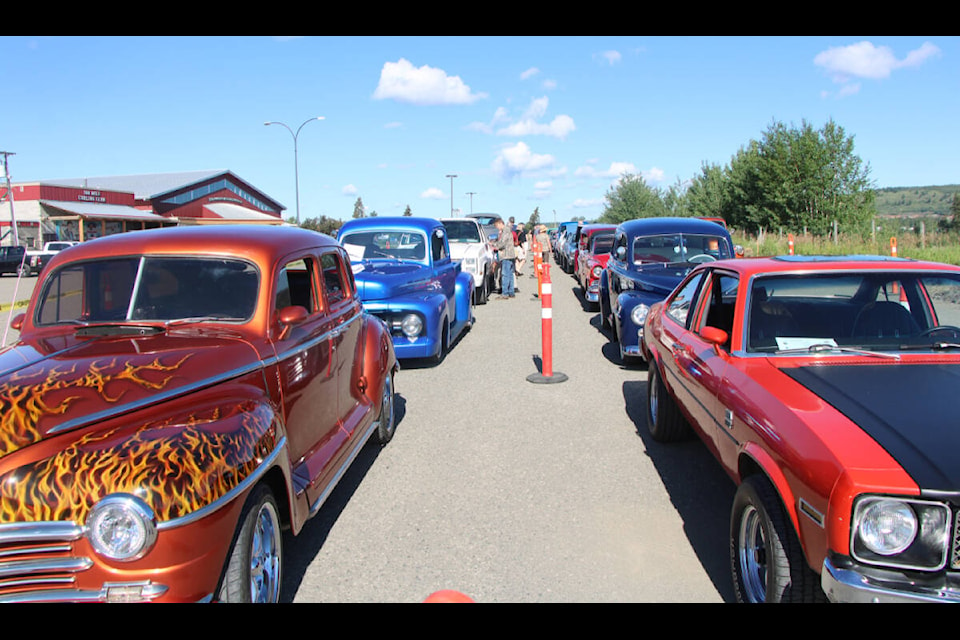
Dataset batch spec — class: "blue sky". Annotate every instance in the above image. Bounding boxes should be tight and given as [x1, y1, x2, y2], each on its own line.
[1, 36, 955, 226]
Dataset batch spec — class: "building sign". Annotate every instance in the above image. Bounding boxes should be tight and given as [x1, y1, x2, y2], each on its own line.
[77, 190, 107, 203]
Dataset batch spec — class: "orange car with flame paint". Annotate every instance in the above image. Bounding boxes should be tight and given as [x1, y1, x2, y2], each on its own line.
[0, 225, 397, 602]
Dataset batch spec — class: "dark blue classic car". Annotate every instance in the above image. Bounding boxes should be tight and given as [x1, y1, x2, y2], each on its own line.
[338, 216, 474, 363]
[599, 217, 734, 364]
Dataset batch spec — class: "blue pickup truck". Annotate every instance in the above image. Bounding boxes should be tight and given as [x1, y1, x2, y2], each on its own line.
[599, 217, 735, 365]
[338, 216, 474, 363]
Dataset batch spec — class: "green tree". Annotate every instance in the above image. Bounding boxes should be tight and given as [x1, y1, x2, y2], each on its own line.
[403, 205, 413, 216]
[352, 197, 365, 219]
[526, 206, 541, 230]
[598, 173, 667, 224]
[684, 162, 732, 223]
[726, 119, 875, 235]
[298, 215, 342, 236]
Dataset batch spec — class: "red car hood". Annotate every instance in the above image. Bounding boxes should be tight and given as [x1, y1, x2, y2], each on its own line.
[0, 331, 261, 461]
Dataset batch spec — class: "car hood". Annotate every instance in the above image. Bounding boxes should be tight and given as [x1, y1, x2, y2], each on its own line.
[0, 332, 261, 461]
[630, 266, 691, 295]
[351, 260, 439, 301]
[448, 243, 487, 261]
[780, 362, 960, 490]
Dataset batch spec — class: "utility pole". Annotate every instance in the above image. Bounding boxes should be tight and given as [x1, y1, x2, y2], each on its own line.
[446, 174, 457, 217]
[0, 151, 19, 246]
[466, 191, 476, 215]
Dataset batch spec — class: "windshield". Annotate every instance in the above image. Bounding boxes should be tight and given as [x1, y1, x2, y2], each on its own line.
[36, 256, 259, 326]
[442, 220, 484, 243]
[590, 234, 614, 255]
[632, 233, 730, 264]
[340, 230, 428, 263]
[747, 271, 960, 354]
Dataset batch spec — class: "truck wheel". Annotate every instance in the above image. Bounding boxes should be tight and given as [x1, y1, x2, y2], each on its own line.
[219, 484, 283, 603]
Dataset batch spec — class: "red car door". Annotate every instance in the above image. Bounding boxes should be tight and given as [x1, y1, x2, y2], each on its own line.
[270, 254, 345, 504]
[320, 249, 367, 441]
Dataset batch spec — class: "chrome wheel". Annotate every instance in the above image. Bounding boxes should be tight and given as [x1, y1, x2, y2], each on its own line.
[736, 504, 767, 603]
[249, 499, 282, 603]
[220, 485, 283, 603]
[374, 369, 396, 445]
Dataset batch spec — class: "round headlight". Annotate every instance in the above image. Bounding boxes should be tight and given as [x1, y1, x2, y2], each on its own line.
[858, 499, 917, 556]
[631, 303, 650, 326]
[591, 266, 603, 279]
[400, 314, 423, 338]
[86, 494, 158, 562]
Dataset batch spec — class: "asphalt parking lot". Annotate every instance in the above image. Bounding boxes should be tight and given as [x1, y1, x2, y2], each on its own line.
[0, 264, 737, 602]
[282, 264, 736, 602]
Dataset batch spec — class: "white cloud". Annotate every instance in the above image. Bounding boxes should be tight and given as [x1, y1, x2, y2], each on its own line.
[492, 142, 556, 181]
[373, 58, 487, 105]
[342, 184, 358, 196]
[814, 41, 941, 97]
[421, 187, 445, 200]
[595, 50, 622, 65]
[575, 161, 638, 179]
[520, 67, 540, 80]
[573, 198, 604, 209]
[481, 96, 575, 140]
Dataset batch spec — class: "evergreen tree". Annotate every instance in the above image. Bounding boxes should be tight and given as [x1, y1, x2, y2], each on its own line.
[352, 197, 365, 219]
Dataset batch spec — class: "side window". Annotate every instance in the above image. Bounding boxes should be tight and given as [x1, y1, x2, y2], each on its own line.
[431, 228, 448, 262]
[702, 272, 739, 347]
[276, 258, 317, 314]
[613, 233, 627, 262]
[320, 251, 347, 306]
[666, 273, 705, 328]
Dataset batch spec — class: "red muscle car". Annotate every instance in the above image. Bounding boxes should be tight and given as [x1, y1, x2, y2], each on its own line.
[642, 255, 960, 602]
[0, 225, 398, 602]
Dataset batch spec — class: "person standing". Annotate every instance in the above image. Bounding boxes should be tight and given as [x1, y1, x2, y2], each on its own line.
[536, 225, 551, 273]
[515, 222, 528, 276]
[493, 218, 516, 298]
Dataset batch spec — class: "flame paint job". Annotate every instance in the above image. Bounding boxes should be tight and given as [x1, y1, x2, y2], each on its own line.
[0, 225, 397, 602]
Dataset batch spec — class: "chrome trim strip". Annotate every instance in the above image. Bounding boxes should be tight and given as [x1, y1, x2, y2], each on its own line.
[308, 419, 378, 518]
[49, 360, 267, 435]
[273, 311, 362, 362]
[799, 498, 825, 528]
[0, 581, 169, 604]
[0, 557, 93, 578]
[0, 522, 84, 543]
[157, 437, 287, 531]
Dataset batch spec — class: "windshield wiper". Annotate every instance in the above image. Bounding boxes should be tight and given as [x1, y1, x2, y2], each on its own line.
[774, 343, 901, 360]
[164, 316, 244, 327]
[75, 323, 165, 337]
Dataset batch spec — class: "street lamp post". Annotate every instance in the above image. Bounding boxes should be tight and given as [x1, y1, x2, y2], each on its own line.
[265, 116, 324, 225]
[446, 174, 457, 217]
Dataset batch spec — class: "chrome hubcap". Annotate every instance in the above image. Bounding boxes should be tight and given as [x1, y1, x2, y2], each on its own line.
[249, 501, 281, 603]
[737, 505, 767, 603]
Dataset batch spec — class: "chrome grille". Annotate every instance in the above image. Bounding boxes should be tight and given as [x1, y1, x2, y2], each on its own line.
[951, 509, 960, 570]
[0, 522, 92, 601]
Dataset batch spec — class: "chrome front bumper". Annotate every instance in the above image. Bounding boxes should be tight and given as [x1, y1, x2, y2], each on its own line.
[822, 557, 960, 603]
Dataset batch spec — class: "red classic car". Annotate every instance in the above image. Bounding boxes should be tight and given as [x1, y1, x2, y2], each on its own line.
[642, 255, 960, 603]
[574, 224, 616, 307]
[0, 225, 398, 602]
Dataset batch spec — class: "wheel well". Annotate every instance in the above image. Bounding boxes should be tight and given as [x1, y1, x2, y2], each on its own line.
[258, 466, 291, 531]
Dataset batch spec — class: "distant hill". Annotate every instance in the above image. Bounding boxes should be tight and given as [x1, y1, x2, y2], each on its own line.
[875, 185, 959, 217]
